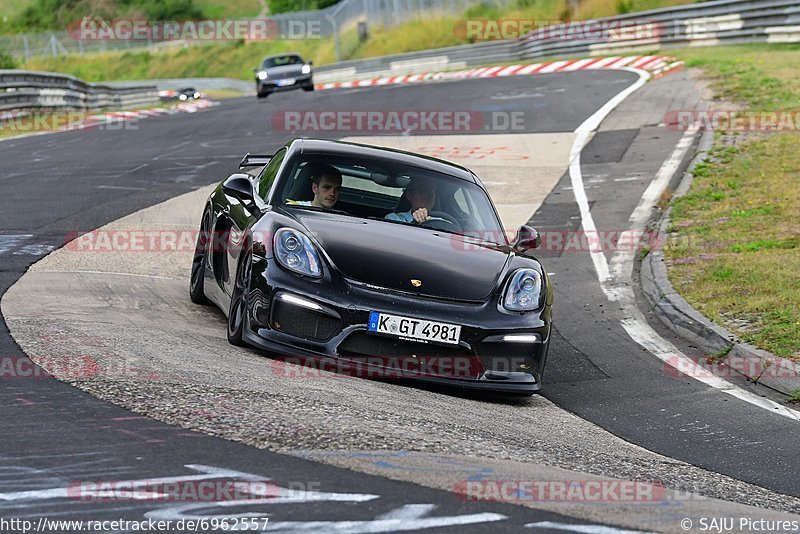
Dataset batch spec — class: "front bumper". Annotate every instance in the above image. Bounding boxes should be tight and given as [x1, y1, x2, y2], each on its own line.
[257, 74, 313, 93]
[243, 257, 551, 395]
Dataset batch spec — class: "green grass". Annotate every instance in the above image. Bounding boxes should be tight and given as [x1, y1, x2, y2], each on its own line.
[664, 45, 800, 360]
[195, 0, 263, 18]
[665, 133, 800, 359]
[18, 0, 698, 81]
[673, 44, 800, 111]
[23, 38, 338, 82]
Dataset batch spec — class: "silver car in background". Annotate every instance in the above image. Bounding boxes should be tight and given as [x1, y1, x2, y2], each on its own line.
[254, 54, 314, 98]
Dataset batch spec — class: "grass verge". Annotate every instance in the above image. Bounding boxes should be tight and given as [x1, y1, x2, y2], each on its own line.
[19, 0, 696, 81]
[665, 45, 800, 360]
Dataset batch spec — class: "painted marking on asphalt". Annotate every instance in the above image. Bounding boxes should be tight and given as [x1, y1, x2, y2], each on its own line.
[12, 244, 56, 256]
[97, 185, 148, 191]
[258, 509, 507, 532]
[0, 235, 32, 255]
[606, 127, 800, 421]
[0, 464, 261, 502]
[526, 522, 655, 533]
[143, 466, 506, 532]
[568, 82, 800, 421]
[568, 67, 650, 283]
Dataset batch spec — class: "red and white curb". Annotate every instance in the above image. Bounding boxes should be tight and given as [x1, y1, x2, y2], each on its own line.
[315, 55, 684, 90]
[66, 99, 218, 131]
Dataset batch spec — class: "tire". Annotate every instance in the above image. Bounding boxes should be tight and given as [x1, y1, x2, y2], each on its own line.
[189, 209, 211, 305]
[257, 89, 270, 98]
[227, 247, 251, 347]
[302, 84, 314, 92]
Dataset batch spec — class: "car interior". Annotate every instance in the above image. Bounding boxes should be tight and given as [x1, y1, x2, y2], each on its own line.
[262, 55, 303, 68]
[277, 155, 504, 240]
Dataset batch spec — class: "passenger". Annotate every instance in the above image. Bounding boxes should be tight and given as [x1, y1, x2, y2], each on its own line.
[287, 165, 342, 209]
[386, 178, 436, 223]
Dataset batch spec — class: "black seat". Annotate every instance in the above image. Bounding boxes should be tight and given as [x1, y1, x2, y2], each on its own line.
[286, 162, 329, 202]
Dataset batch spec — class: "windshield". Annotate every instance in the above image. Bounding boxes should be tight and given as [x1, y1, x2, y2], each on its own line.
[262, 55, 303, 68]
[277, 154, 506, 244]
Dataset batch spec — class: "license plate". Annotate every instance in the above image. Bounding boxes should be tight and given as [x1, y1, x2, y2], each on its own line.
[276, 79, 295, 86]
[368, 312, 461, 345]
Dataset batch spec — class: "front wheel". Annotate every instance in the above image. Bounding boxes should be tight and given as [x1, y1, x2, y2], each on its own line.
[227, 248, 251, 347]
[189, 209, 211, 305]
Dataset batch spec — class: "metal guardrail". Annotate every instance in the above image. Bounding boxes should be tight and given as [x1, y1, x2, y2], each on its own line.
[0, 70, 158, 113]
[315, 0, 800, 83]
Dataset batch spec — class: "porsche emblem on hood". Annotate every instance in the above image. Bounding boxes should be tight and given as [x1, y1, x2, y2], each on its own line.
[410, 279, 422, 287]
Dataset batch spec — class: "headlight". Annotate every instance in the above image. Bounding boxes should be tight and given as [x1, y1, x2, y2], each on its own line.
[274, 228, 322, 278]
[257, 71, 268, 80]
[179, 94, 187, 100]
[502, 268, 543, 311]
[301, 64, 311, 74]
[193, 91, 200, 99]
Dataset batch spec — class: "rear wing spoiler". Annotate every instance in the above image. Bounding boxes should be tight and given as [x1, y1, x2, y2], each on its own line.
[239, 153, 272, 168]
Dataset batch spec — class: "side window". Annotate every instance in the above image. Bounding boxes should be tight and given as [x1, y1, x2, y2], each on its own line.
[257, 148, 286, 200]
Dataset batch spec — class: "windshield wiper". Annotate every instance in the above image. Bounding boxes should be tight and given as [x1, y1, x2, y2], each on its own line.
[284, 204, 351, 216]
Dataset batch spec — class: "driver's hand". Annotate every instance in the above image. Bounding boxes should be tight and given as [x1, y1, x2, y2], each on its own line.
[412, 208, 431, 223]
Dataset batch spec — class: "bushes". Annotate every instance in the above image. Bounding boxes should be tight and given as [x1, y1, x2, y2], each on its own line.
[9, 0, 206, 33]
[0, 49, 17, 68]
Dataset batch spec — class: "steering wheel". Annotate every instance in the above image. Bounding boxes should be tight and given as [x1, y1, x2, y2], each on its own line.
[418, 211, 462, 231]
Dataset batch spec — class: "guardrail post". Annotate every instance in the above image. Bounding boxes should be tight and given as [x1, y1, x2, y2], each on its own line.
[325, 13, 341, 62]
[22, 34, 30, 61]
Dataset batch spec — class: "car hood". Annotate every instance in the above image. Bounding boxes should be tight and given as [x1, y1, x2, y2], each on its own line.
[295, 211, 511, 301]
[265, 65, 306, 78]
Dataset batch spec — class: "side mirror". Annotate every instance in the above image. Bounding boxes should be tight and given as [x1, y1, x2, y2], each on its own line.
[512, 225, 541, 253]
[308, 61, 314, 66]
[222, 173, 255, 205]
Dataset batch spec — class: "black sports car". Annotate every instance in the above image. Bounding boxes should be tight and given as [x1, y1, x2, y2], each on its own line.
[190, 139, 552, 395]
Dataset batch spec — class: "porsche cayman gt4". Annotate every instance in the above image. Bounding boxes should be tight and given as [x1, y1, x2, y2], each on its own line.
[190, 138, 552, 395]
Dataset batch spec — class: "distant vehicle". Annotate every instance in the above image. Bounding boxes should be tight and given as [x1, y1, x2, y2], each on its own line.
[254, 54, 314, 98]
[157, 88, 202, 101]
[177, 87, 201, 101]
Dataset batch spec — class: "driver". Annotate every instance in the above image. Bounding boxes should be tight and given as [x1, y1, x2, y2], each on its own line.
[385, 178, 437, 223]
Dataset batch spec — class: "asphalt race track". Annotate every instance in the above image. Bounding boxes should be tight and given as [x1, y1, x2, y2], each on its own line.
[1, 69, 799, 532]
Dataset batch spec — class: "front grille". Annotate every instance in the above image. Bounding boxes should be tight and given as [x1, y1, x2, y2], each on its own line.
[337, 331, 480, 379]
[270, 299, 340, 341]
[338, 331, 470, 358]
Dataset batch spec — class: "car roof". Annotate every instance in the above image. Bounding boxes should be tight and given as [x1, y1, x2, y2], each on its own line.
[290, 139, 479, 184]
